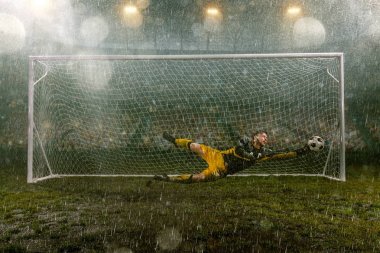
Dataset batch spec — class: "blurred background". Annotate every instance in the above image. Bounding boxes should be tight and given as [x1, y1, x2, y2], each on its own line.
[0, 0, 379, 168]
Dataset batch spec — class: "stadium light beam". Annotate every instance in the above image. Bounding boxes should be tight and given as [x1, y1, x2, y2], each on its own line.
[204, 6, 222, 51]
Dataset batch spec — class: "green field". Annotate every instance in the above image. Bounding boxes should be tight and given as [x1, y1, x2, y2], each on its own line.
[0, 160, 379, 252]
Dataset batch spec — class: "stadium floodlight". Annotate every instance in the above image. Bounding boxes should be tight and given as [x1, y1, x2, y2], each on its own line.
[206, 7, 220, 16]
[31, 0, 49, 8]
[27, 53, 345, 183]
[124, 5, 138, 15]
[204, 6, 222, 50]
[31, 0, 51, 14]
[205, 6, 222, 24]
[121, 4, 143, 28]
[287, 6, 302, 17]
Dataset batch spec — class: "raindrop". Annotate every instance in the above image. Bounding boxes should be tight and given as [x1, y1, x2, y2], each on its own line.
[156, 227, 182, 251]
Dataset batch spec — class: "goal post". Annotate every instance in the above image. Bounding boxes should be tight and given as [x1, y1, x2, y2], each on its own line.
[27, 53, 345, 183]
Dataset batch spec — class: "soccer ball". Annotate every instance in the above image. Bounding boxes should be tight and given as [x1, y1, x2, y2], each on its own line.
[308, 136, 325, 151]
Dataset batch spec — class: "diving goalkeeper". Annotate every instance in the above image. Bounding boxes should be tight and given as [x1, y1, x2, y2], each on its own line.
[153, 131, 311, 183]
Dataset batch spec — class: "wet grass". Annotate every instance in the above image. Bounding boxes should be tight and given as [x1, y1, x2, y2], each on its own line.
[0, 163, 379, 252]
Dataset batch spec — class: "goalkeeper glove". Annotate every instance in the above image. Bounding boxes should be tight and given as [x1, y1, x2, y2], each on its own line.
[295, 144, 310, 156]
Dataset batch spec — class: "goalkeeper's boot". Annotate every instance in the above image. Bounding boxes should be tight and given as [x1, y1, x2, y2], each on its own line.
[169, 174, 194, 184]
[163, 132, 176, 144]
[163, 132, 192, 150]
[153, 174, 170, 182]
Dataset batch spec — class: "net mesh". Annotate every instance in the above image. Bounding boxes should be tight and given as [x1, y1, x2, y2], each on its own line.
[30, 55, 343, 181]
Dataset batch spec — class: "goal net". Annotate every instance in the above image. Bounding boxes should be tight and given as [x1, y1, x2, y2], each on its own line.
[27, 54, 345, 183]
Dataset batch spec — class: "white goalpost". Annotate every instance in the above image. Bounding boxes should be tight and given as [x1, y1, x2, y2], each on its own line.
[27, 53, 345, 183]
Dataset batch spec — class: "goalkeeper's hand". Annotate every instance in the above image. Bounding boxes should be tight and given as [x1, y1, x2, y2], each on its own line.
[239, 150, 256, 162]
[248, 152, 257, 161]
[295, 144, 310, 156]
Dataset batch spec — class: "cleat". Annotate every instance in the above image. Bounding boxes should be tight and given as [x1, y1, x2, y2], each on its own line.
[153, 174, 170, 182]
[163, 132, 176, 145]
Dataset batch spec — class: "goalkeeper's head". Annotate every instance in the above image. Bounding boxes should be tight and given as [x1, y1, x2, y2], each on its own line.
[252, 130, 268, 148]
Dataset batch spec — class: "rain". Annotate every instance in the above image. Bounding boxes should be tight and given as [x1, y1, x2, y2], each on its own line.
[0, 0, 379, 252]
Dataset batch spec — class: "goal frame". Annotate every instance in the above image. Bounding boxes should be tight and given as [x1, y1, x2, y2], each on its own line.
[27, 53, 345, 183]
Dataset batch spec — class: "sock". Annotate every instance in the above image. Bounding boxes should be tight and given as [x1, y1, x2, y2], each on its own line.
[175, 138, 192, 149]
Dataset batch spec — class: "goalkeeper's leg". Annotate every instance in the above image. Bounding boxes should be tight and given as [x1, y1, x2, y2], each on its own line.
[163, 132, 192, 149]
[153, 173, 194, 183]
[169, 174, 194, 183]
[163, 132, 205, 156]
[154, 173, 208, 183]
[159, 133, 222, 183]
[154, 163, 224, 183]
[168, 170, 224, 183]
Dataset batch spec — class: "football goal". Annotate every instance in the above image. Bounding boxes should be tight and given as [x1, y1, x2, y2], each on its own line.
[27, 53, 345, 183]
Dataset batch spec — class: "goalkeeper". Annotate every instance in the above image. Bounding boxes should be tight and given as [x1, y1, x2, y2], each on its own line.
[154, 131, 310, 183]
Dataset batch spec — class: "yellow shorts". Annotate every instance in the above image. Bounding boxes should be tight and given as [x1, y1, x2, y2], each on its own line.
[198, 144, 228, 180]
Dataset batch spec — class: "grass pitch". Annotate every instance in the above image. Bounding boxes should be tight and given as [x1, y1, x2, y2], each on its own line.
[0, 162, 379, 252]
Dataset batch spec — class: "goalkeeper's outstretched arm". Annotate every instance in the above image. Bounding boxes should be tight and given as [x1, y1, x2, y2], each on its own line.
[257, 144, 311, 162]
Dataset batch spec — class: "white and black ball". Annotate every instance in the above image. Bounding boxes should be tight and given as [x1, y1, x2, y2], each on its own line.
[308, 136, 325, 151]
